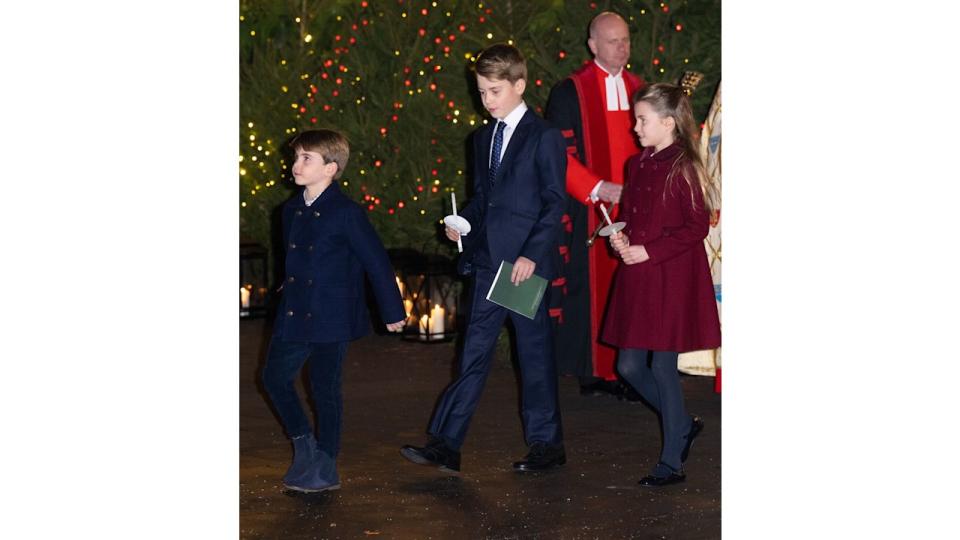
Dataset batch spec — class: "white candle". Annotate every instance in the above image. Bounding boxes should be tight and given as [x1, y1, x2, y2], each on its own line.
[396, 275, 405, 299]
[404, 299, 414, 322]
[240, 287, 250, 308]
[430, 304, 445, 339]
[420, 314, 429, 338]
[599, 203, 614, 227]
[451, 192, 463, 253]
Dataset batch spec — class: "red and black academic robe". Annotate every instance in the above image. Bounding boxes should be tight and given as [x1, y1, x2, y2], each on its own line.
[545, 61, 644, 381]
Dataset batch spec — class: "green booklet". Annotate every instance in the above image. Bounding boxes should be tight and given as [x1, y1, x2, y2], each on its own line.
[485, 260, 548, 320]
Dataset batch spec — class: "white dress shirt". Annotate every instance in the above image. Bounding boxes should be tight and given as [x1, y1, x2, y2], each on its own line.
[489, 101, 528, 166]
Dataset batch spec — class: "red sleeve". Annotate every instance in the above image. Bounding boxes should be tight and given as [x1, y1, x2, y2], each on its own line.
[566, 154, 602, 203]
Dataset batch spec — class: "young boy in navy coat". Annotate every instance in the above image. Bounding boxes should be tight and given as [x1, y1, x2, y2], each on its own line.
[401, 44, 568, 474]
[262, 129, 406, 493]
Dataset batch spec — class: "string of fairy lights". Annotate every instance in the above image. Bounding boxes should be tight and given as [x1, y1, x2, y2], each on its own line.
[240, 1, 692, 222]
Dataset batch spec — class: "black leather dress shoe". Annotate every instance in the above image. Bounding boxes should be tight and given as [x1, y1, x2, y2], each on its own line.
[579, 380, 621, 396]
[512, 442, 566, 472]
[680, 416, 704, 463]
[638, 462, 686, 487]
[400, 438, 461, 475]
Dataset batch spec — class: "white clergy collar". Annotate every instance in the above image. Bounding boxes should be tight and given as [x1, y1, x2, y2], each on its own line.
[594, 60, 630, 112]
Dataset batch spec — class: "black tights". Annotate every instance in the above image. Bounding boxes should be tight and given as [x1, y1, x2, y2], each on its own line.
[617, 348, 690, 470]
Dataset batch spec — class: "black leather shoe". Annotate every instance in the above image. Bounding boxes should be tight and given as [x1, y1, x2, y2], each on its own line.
[400, 438, 461, 475]
[579, 380, 621, 396]
[618, 383, 643, 403]
[512, 442, 566, 472]
[680, 416, 704, 463]
[638, 462, 686, 487]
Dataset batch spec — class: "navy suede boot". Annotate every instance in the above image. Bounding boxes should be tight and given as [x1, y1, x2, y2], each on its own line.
[283, 450, 340, 493]
[282, 433, 320, 485]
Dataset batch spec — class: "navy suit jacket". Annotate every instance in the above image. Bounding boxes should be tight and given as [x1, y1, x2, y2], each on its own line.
[458, 108, 567, 280]
[273, 183, 405, 343]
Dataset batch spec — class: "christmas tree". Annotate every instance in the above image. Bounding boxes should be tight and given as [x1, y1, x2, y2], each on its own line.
[240, 0, 720, 265]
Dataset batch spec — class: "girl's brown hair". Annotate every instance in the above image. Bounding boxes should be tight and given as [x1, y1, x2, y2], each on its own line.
[632, 83, 719, 212]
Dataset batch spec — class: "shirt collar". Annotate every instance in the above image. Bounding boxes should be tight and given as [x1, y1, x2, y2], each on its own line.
[594, 59, 623, 79]
[497, 101, 528, 131]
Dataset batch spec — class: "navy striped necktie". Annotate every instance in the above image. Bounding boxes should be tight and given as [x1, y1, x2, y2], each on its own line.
[489, 120, 506, 186]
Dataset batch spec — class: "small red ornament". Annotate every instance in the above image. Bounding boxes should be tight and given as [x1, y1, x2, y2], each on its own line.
[348, 37, 356, 45]
[374, 160, 382, 168]
[404, 80, 411, 87]
[332, 90, 339, 96]
[367, 204, 374, 211]
[535, 79, 542, 86]
[299, 106, 307, 113]
[321, 72, 328, 79]
[323, 104, 331, 111]
[351, 24, 358, 31]
[429, 83, 437, 91]
[336, 77, 343, 85]
[434, 37, 442, 44]
[418, 28, 426, 36]
[675, 24, 683, 31]
[380, 127, 388, 135]
[391, 115, 398, 122]
[361, 0, 368, 7]
[417, 185, 424, 192]
[658, 45, 665, 52]
[388, 208, 395, 215]
[479, 16, 485, 23]
[421, 8, 427, 15]
[423, 56, 431, 63]
[458, 24, 466, 32]
[663, 5, 669, 13]
[448, 34, 456, 41]
[431, 186, 438, 193]
[398, 201, 405, 208]
[310, 117, 317, 124]
[559, 51, 566, 59]
[335, 35, 342, 41]
[653, 58, 660, 65]
[447, 101, 454, 108]
[433, 65, 441, 72]
[431, 169, 438, 176]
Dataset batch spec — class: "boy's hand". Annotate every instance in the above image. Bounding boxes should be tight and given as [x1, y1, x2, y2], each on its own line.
[619, 245, 650, 265]
[445, 226, 461, 242]
[511, 256, 536, 285]
[609, 231, 629, 253]
[386, 320, 405, 332]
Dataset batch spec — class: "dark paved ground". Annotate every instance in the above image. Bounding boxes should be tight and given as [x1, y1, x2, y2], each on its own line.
[240, 319, 720, 539]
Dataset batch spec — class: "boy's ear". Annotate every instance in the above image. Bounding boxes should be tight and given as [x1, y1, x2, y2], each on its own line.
[326, 160, 339, 178]
[514, 78, 526, 95]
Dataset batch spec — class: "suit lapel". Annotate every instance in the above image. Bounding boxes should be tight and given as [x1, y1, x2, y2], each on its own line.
[493, 110, 534, 185]
[477, 123, 493, 190]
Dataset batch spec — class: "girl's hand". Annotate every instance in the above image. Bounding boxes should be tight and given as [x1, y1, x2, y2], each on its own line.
[609, 231, 629, 252]
[619, 245, 650, 265]
[445, 226, 461, 242]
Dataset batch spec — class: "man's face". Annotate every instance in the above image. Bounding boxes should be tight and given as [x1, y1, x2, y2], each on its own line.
[588, 17, 631, 72]
[476, 74, 525, 119]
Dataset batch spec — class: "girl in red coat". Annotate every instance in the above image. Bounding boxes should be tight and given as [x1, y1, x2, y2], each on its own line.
[601, 83, 720, 487]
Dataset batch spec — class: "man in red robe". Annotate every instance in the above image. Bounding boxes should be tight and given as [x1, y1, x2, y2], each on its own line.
[545, 12, 644, 395]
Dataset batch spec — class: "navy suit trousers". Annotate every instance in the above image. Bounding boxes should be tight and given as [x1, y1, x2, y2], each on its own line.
[428, 253, 563, 450]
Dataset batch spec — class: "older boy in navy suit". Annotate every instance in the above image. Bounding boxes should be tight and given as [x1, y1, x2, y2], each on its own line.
[262, 129, 406, 493]
[401, 44, 568, 474]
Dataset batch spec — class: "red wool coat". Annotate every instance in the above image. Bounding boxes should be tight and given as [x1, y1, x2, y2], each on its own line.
[600, 142, 721, 353]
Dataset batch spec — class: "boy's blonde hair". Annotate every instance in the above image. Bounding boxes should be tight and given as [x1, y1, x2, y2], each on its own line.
[632, 83, 719, 212]
[474, 43, 527, 83]
[289, 129, 350, 180]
